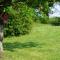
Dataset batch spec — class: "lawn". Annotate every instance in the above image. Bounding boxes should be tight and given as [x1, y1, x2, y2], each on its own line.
[1, 23, 60, 60]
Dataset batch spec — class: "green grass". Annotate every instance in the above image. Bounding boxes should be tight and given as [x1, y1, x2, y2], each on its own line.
[2, 23, 60, 60]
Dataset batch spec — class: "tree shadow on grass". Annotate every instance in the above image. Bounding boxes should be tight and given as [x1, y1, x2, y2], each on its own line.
[3, 42, 42, 52]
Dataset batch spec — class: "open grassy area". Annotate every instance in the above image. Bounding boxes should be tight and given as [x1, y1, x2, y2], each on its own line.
[1, 23, 60, 60]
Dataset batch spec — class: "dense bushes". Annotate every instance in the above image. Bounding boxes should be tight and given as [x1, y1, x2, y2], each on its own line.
[34, 11, 49, 24]
[4, 3, 34, 36]
[3, 2, 60, 37]
[49, 18, 60, 26]
[39, 13, 49, 24]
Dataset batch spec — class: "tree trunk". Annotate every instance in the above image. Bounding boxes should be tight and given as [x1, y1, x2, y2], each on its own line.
[0, 25, 3, 52]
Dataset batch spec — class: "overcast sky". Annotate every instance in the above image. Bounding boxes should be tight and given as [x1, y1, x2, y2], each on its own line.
[49, 2, 60, 18]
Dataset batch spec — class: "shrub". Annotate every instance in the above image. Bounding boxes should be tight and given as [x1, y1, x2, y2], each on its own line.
[35, 12, 49, 24]
[49, 17, 60, 26]
[4, 3, 34, 36]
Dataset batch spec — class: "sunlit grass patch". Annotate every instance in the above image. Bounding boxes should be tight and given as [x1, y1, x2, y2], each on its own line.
[3, 23, 60, 60]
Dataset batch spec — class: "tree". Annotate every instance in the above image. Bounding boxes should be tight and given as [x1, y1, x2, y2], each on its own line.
[0, 0, 12, 52]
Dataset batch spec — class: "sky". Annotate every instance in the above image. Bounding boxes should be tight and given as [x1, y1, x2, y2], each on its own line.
[49, 2, 60, 18]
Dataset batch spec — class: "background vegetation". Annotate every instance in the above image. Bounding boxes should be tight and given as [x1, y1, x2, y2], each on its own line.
[0, 0, 60, 36]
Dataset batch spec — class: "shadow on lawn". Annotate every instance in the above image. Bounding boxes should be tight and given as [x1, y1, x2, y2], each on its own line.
[3, 42, 42, 51]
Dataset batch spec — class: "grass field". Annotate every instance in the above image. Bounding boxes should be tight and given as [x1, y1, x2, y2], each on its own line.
[1, 23, 60, 60]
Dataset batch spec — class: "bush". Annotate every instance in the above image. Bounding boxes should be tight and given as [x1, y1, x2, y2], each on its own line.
[4, 3, 34, 36]
[35, 12, 49, 24]
[49, 18, 60, 26]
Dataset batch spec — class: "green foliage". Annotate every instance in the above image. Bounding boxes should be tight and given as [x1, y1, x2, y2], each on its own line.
[34, 12, 49, 24]
[1, 0, 60, 36]
[0, 0, 3, 2]
[49, 18, 60, 26]
[4, 3, 34, 36]
[40, 12, 49, 24]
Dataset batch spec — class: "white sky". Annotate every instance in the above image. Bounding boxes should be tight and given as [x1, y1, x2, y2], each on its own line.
[49, 2, 60, 18]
